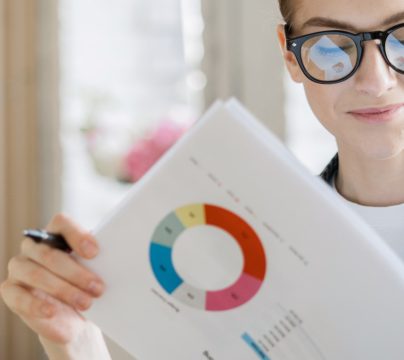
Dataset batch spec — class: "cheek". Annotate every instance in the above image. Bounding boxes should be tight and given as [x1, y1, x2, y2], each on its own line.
[302, 81, 404, 159]
[302, 83, 343, 135]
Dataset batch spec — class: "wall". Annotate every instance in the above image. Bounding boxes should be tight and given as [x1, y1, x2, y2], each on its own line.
[202, 0, 285, 138]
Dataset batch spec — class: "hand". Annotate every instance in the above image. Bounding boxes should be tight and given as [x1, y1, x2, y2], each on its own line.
[0, 214, 110, 359]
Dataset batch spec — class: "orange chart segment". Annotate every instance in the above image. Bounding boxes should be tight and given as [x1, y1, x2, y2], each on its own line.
[204, 204, 266, 281]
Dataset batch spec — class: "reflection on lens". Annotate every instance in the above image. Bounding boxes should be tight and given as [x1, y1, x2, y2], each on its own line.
[301, 34, 357, 81]
[386, 28, 404, 71]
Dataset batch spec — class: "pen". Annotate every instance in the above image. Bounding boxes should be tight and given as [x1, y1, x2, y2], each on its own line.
[23, 229, 72, 253]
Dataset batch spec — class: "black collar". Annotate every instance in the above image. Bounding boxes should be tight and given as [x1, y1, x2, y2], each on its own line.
[319, 153, 339, 185]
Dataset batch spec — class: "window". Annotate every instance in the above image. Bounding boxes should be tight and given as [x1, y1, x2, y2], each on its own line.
[60, 0, 205, 228]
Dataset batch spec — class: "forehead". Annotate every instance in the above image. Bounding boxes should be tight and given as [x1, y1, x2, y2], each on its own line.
[294, 0, 404, 32]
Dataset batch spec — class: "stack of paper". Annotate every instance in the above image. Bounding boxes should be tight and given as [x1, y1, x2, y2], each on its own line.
[83, 99, 404, 360]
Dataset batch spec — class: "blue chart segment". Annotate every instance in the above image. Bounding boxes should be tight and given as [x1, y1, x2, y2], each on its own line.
[149, 203, 267, 311]
[150, 243, 183, 294]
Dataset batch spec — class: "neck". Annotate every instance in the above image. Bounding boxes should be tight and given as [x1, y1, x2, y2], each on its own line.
[335, 147, 404, 207]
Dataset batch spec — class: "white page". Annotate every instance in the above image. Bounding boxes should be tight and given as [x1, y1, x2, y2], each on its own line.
[82, 98, 404, 360]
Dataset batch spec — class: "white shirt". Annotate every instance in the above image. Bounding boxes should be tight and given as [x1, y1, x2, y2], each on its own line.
[332, 175, 404, 261]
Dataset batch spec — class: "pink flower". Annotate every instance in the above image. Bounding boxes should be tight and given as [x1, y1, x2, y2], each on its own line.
[123, 120, 191, 182]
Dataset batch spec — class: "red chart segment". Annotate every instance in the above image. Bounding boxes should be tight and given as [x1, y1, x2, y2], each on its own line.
[204, 204, 266, 281]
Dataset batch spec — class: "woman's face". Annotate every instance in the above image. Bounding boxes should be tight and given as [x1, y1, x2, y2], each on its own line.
[278, 0, 404, 160]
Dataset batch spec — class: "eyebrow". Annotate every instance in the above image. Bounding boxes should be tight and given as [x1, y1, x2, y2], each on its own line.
[301, 11, 404, 32]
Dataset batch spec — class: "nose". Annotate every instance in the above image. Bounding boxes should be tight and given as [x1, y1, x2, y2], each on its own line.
[353, 40, 397, 97]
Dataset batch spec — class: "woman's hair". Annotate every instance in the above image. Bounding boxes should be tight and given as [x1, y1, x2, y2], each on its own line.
[278, 0, 294, 25]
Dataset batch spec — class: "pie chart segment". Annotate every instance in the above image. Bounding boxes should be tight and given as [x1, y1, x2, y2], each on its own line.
[204, 204, 266, 281]
[171, 283, 206, 310]
[150, 242, 183, 294]
[152, 212, 185, 248]
[175, 203, 205, 228]
[206, 272, 263, 311]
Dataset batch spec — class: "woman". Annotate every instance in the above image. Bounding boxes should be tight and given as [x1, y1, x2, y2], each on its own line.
[278, 0, 404, 260]
[2, 0, 404, 358]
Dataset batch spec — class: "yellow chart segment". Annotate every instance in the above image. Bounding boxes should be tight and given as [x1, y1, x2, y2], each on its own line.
[175, 204, 205, 228]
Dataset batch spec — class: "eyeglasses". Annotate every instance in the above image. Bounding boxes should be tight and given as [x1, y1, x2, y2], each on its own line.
[285, 22, 404, 84]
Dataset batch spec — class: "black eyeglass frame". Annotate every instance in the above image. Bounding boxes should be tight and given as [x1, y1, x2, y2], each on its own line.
[285, 22, 404, 84]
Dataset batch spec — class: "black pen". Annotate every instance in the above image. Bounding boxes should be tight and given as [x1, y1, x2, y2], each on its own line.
[23, 229, 72, 253]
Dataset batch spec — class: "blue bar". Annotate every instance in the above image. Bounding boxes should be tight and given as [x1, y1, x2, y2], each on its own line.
[241, 333, 271, 360]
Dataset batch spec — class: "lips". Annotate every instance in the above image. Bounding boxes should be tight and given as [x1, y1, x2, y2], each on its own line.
[348, 103, 404, 123]
[350, 104, 404, 114]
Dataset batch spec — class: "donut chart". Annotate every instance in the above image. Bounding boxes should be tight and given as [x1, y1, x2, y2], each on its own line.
[149, 204, 266, 311]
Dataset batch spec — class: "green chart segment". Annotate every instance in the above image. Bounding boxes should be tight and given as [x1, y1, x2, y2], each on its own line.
[149, 203, 267, 311]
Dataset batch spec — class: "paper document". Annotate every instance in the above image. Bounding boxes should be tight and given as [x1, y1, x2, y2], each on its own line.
[83, 99, 404, 360]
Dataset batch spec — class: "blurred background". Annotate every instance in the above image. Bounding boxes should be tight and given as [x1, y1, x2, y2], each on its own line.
[0, 0, 336, 358]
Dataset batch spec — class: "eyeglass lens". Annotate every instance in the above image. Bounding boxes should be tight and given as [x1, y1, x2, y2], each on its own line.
[301, 27, 404, 82]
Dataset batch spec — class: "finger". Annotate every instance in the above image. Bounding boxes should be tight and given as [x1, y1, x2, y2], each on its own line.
[20, 238, 104, 297]
[8, 256, 93, 311]
[45, 213, 99, 259]
[0, 280, 56, 318]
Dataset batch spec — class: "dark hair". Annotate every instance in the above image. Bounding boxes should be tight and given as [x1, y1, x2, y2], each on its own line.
[278, 0, 294, 25]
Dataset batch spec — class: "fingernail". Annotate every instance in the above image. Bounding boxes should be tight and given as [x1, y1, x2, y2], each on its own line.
[74, 294, 91, 310]
[81, 240, 98, 257]
[88, 280, 104, 296]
